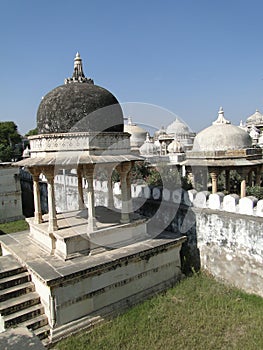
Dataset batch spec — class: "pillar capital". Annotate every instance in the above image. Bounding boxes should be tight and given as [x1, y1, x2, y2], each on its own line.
[42, 166, 55, 181]
[116, 161, 132, 175]
[28, 167, 41, 178]
[238, 167, 250, 179]
[82, 164, 95, 178]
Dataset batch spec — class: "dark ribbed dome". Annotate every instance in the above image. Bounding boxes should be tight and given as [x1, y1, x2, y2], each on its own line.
[37, 53, 124, 134]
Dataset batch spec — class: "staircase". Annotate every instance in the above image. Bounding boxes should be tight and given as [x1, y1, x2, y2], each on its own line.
[0, 255, 50, 344]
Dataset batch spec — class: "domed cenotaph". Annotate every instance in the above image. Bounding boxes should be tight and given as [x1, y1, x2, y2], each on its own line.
[184, 107, 263, 196]
[0, 53, 185, 345]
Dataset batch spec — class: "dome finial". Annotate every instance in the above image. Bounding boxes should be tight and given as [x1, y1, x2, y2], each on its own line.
[213, 106, 231, 125]
[64, 53, 94, 85]
[73, 52, 85, 80]
[146, 132, 150, 142]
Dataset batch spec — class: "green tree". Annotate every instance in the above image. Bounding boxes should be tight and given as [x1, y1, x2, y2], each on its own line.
[25, 127, 38, 136]
[0, 121, 22, 162]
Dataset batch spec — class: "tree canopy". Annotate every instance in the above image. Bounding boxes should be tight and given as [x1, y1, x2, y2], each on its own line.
[25, 127, 38, 137]
[0, 121, 22, 162]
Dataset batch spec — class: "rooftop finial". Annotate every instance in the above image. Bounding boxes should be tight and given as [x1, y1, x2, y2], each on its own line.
[65, 52, 94, 85]
[213, 106, 230, 125]
[73, 52, 85, 79]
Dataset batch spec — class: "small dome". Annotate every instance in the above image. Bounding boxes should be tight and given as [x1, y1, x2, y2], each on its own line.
[167, 139, 184, 153]
[246, 109, 263, 125]
[37, 53, 123, 134]
[154, 126, 166, 140]
[22, 146, 30, 158]
[166, 118, 190, 135]
[139, 133, 159, 156]
[193, 107, 252, 152]
[124, 117, 147, 148]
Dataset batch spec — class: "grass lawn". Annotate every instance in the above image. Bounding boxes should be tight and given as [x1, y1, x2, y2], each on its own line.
[0, 219, 29, 234]
[55, 272, 263, 350]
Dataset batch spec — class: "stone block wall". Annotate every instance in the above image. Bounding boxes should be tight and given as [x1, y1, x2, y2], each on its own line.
[0, 163, 23, 223]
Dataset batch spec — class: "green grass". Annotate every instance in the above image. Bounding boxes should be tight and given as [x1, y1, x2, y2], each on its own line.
[0, 219, 29, 234]
[55, 272, 263, 350]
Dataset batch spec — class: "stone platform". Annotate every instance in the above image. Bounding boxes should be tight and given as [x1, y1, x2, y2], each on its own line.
[0, 225, 186, 344]
[27, 207, 148, 260]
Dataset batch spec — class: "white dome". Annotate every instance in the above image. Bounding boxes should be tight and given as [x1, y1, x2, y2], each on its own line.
[193, 107, 252, 152]
[154, 126, 166, 140]
[124, 117, 147, 148]
[167, 139, 184, 153]
[166, 118, 190, 135]
[139, 133, 159, 156]
[246, 109, 263, 125]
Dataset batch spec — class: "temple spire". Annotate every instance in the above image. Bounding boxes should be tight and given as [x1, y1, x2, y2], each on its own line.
[65, 52, 94, 84]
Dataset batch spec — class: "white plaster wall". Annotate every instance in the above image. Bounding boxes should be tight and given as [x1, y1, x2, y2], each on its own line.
[195, 209, 263, 297]
[0, 165, 23, 223]
[51, 244, 182, 326]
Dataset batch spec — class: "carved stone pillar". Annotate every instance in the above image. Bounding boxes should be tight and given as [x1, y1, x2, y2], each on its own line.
[43, 167, 58, 232]
[83, 164, 97, 232]
[210, 169, 219, 194]
[117, 162, 132, 224]
[126, 168, 133, 215]
[248, 170, 253, 187]
[239, 168, 250, 198]
[77, 166, 85, 210]
[201, 168, 208, 191]
[240, 179, 246, 198]
[106, 166, 115, 209]
[29, 167, 43, 224]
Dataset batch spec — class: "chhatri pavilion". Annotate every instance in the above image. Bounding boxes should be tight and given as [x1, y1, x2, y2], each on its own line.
[16, 52, 147, 258]
[184, 107, 263, 197]
[0, 53, 185, 345]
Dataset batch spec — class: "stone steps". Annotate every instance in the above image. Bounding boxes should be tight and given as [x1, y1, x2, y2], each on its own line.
[0, 291, 40, 316]
[0, 255, 27, 279]
[0, 271, 31, 290]
[0, 255, 50, 344]
[1, 303, 44, 328]
[19, 313, 48, 330]
[0, 281, 35, 302]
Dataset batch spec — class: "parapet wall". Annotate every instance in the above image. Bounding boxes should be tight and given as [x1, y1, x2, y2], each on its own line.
[53, 175, 263, 297]
[130, 183, 263, 297]
[129, 183, 263, 217]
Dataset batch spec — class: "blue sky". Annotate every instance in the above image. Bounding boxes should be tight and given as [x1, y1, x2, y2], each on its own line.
[1, 0, 263, 135]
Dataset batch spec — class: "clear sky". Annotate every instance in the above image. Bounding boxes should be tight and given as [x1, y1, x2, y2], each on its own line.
[1, 0, 263, 135]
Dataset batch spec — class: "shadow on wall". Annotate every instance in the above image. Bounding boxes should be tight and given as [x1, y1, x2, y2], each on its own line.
[134, 189, 200, 276]
[19, 169, 48, 218]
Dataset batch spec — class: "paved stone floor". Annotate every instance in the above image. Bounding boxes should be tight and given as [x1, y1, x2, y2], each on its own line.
[0, 327, 45, 350]
[0, 207, 183, 284]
